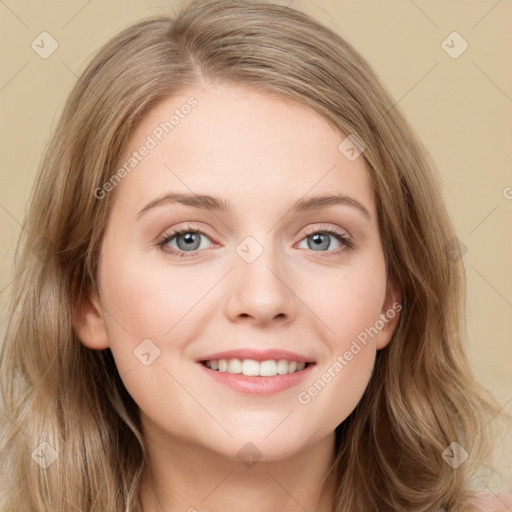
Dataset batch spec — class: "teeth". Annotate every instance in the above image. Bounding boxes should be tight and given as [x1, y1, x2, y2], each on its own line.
[259, 360, 277, 376]
[242, 359, 260, 376]
[203, 358, 309, 376]
[276, 359, 289, 375]
[228, 358, 242, 374]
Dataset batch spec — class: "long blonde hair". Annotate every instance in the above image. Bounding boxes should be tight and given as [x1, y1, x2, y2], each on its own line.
[0, 1, 508, 510]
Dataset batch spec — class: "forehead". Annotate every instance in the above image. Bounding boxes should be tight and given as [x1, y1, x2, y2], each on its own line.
[111, 83, 376, 221]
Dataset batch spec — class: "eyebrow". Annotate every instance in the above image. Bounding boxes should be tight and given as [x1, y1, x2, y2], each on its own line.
[135, 192, 371, 220]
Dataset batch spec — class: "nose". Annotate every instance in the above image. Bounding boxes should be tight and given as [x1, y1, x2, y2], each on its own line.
[224, 245, 297, 327]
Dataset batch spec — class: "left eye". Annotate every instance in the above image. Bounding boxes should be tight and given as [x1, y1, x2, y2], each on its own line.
[297, 229, 352, 252]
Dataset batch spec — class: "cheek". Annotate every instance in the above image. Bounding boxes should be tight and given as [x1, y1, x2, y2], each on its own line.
[308, 252, 387, 349]
[100, 246, 215, 348]
[295, 252, 386, 427]
[297, 287, 382, 433]
[297, 348, 375, 438]
[97, 246, 228, 405]
[97, 251, 213, 435]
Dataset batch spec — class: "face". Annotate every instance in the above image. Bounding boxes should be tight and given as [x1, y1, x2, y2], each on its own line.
[78, 83, 400, 461]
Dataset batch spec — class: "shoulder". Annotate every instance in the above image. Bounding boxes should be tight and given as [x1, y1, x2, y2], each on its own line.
[471, 491, 512, 511]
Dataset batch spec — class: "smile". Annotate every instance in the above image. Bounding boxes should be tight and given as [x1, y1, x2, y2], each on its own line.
[201, 358, 310, 376]
[197, 349, 316, 394]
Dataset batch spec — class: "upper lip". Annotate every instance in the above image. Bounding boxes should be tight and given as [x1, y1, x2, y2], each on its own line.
[197, 348, 315, 363]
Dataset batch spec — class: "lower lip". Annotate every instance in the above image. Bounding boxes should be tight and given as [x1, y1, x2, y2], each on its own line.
[197, 362, 316, 395]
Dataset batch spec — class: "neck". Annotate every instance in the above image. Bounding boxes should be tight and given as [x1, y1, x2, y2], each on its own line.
[138, 430, 338, 512]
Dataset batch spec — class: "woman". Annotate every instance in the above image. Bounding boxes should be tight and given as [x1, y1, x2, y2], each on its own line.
[1, 1, 510, 510]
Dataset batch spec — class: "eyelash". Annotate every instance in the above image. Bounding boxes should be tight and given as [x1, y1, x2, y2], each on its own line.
[156, 224, 354, 259]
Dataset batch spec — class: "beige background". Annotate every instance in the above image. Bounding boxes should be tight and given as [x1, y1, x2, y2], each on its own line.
[1, 0, 511, 476]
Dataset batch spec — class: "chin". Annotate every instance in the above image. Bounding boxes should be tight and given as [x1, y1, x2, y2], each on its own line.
[209, 428, 320, 464]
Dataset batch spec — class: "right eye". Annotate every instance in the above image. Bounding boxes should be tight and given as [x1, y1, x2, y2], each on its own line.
[156, 227, 216, 258]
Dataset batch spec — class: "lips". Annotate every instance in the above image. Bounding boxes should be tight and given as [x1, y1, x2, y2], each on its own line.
[196, 348, 316, 395]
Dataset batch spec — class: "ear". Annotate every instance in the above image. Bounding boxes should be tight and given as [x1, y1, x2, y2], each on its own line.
[376, 277, 402, 350]
[72, 280, 110, 350]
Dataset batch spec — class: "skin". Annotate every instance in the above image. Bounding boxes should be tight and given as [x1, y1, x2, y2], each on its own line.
[76, 83, 401, 511]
